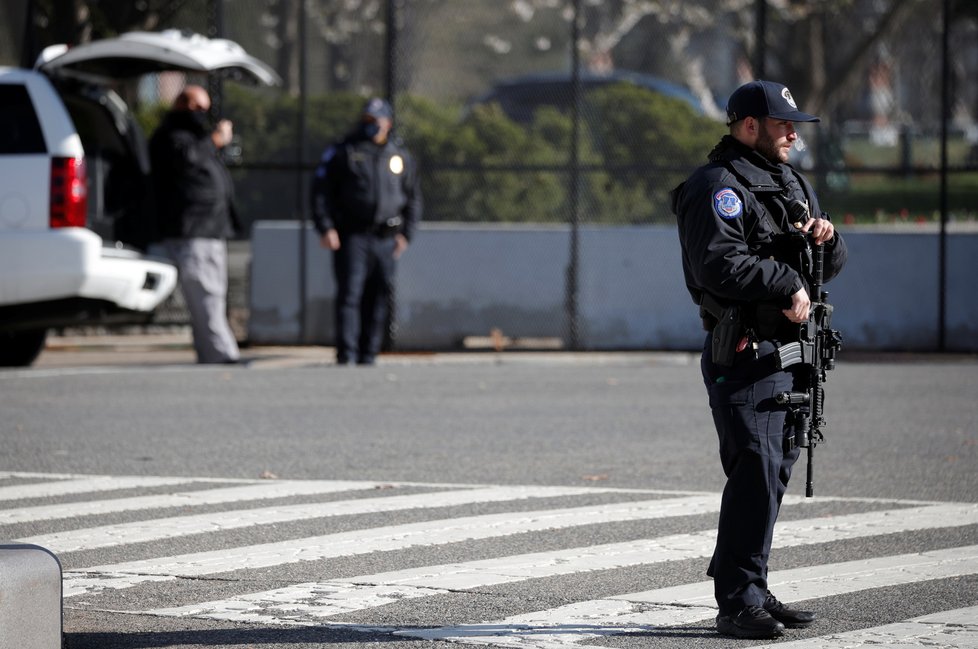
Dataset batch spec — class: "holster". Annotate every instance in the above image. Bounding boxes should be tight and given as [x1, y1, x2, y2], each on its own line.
[699, 293, 742, 367]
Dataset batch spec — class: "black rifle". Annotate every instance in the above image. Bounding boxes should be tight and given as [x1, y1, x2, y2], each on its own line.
[772, 228, 843, 497]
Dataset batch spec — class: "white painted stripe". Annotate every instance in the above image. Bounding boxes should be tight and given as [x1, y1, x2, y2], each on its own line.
[404, 547, 978, 647]
[0, 471, 944, 508]
[78, 501, 978, 597]
[0, 476, 196, 501]
[148, 582, 450, 621]
[629, 544, 978, 607]
[406, 600, 715, 647]
[0, 479, 514, 525]
[142, 605, 978, 649]
[64, 494, 727, 597]
[143, 536, 711, 621]
[0, 472, 484, 491]
[18, 485, 648, 552]
[758, 606, 978, 649]
[147, 532, 978, 629]
[0, 471, 252, 482]
[408, 606, 978, 649]
[0, 473, 694, 526]
[397, 503, 978, 646]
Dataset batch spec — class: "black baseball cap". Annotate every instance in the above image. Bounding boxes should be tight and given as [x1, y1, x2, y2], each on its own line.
[725, 80, 819, 124]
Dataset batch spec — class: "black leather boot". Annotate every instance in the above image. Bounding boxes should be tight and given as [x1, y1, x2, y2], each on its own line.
[716, 605, 786, 638]
[764, 590, 817, 628]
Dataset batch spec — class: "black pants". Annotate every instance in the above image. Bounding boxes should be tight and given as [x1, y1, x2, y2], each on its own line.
[700, 335, 801, 615]
[332, 232, 397, 364]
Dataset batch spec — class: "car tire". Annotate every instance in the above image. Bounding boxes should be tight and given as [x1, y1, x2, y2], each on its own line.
[0, 329, 49, 367]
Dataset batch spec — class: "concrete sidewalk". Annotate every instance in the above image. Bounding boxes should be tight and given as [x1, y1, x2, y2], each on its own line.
[38, 331, 692, 370]
[40, 331, 336, 369]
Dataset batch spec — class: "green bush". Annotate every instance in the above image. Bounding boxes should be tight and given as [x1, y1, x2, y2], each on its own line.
[136, 83, 727, 227]
[137, 85, 974, 228]
[398, 85, 725, 224]
[581, 84, 725, 223]
[400, 99, 568, 222]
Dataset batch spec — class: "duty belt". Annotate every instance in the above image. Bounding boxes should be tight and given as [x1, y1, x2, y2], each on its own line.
[372, 216, 403, 237]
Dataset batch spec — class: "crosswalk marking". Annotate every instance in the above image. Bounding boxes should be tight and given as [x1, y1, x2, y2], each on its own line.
[618, 544, 978, 605]
[404, 600, 714, 646]
[71, 502, 975, 604]
[400, 545, 978, 647]
[0, 479, 430, 525]
[2, 472, 972, 647]
[62, 494, 730, 596]
[143, 536, 720, 622]
[757, 606, 978, 649]
[404, 606, 978, 649]
[18, 485, 671, 552]
[0, 471, 251, 482]
[0, 477, 692, 526]
[0, 475, 197, 501]
[144, 535, 978, 629]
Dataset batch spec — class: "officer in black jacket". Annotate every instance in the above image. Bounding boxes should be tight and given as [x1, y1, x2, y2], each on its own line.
[672, 80, 847, 639]
[311, 98, 422, 365]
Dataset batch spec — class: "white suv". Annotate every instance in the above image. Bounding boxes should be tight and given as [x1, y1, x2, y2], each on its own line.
[0, 30, 279, 366]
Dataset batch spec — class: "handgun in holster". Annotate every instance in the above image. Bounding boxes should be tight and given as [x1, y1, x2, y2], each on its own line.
[699, 293, 742, 367]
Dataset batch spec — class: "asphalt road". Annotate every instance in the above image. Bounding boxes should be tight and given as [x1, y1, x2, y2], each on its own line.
[1, 341, 976, 648]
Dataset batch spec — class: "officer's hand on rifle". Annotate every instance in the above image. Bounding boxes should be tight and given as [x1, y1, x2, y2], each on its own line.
[796, 217, 835, 245]
[783, 287, 811, 323]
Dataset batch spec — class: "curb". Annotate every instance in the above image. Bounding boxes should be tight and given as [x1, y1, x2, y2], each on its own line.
[40, 334, 698, 369]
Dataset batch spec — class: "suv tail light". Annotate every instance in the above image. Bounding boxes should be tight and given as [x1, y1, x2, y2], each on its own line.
[50, 156, 88, 228]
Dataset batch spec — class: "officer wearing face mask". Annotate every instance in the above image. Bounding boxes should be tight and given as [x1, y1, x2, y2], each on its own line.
[149, 84, 241, 364]
[310, 98, 422, 365]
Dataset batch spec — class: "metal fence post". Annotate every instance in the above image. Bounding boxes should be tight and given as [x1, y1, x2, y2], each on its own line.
[386, 0, 398, 108]
[566, 0, 582, 351]
[298, 0, 309, 343]
[384, 0, 400, 351]
[206, 0, 225, 117]
[938, 0, 950, 352]
[754, 0, 767, 77]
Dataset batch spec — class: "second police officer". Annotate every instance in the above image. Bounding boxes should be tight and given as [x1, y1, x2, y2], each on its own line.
[672, 80, 848, 639]
[311, 98, 423, 365]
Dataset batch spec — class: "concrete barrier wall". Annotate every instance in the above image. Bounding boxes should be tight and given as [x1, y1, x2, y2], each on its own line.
[249, 221, 978, 352]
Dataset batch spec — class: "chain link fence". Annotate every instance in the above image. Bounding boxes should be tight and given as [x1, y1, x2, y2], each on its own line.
[5, 0, 977, 349]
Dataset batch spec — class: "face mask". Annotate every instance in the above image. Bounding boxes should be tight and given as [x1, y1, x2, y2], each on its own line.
[361, 122, 381, 139]
[188, 110, 212, 132]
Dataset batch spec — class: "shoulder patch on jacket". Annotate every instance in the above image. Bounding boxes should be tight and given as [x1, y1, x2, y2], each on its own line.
[314, 146, 337, 178]
[713, 188, 743, 220]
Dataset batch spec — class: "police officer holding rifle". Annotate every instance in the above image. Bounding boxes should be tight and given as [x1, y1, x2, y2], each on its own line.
[672, 80, 847, 639]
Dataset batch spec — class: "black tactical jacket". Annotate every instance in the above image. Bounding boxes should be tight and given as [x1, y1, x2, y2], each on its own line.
[149, 111, 238, 240]
[672, 135, 847, 314]
[310, 131, 422, 242]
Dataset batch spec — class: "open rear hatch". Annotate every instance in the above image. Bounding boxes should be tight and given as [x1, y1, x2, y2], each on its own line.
[34, 30, 281, 249]
[36, 29, 281, 86]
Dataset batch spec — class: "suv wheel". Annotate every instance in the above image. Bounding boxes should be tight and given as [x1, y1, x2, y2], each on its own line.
[0, 329, 49, 367]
